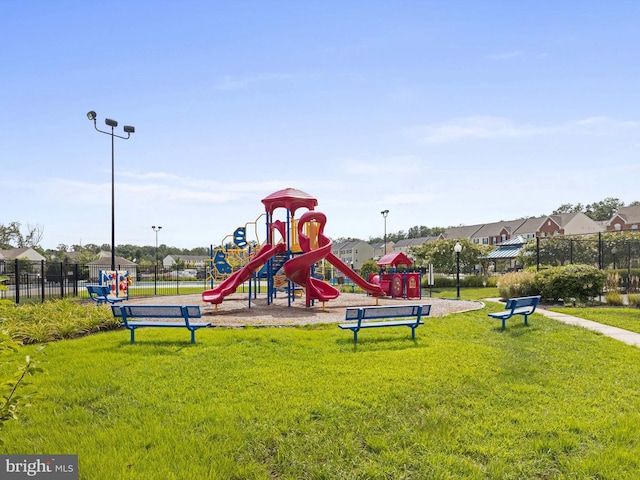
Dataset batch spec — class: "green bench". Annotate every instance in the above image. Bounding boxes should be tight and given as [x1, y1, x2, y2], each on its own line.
[111, 305, 211, 344]
[339, 304, 431, 343]
[488, 295, 541, 329]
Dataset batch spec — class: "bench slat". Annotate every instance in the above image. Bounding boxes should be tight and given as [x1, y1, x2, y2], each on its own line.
[341, 304, 431, 342]
[111, 305, 209, 344]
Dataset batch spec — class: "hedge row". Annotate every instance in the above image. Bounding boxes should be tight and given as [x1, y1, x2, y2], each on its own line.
[497, 264, 607, 303]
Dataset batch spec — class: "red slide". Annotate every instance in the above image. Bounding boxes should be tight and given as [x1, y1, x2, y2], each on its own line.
[324, 251, 385, 297]
[283, 229, 340, 306]
[202, 243, 286, 305]
[284, 211, 384, 306]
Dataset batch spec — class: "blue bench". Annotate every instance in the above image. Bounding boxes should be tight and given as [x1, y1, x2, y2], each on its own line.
[339, 304, 431, 343]
[87, 285, 125, 305]
[488, 295, 541, 329]
[111, 305, 211, 344]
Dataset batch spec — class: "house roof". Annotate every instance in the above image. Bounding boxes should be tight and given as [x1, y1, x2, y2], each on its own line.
[442, 224, 483, 239]
[88, 256, 136, 266]
[472, 219, 527, 238]
[377, 252, 413, 267]
[608, 205, 640, 225]
[0, 247, 45, 261]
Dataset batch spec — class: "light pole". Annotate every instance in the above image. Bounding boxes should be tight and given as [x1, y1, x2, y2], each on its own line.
[454, 242, 462, 299]
[87, 111, 135, 272]
[381, 209, 389, 255]
[612, 246, 617, 270]
[152, 226, 162, 295]
[152, 226, 162, 267]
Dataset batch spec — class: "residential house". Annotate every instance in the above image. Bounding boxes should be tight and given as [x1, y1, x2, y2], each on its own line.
[163, 255, 209, 269]
[440, 224, 483, 241]
[391, 237, 438, 255]
[606, 205, 640, 232]
[470, 220, 527, 246]
[370, 241, 395, 259]
[0, 247, 46, 262]
[87, 256, 137, 282]
[330, 241, 374, 271]
[513, 212, 603, 238]
[0, 247, 47, 276]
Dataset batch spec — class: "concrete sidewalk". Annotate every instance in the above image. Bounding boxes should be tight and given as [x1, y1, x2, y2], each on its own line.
[535, 307, 640, 348]
[485, 298, 640, 348]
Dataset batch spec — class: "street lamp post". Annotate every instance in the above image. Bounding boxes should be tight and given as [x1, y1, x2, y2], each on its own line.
[152, 226, 162, 295]
[381, 210, 389, 255]
[454, 242, 462, 299]
[152, 226, 162, 267]
[87, 111, 135, 272]
[612, 246, 617, 270]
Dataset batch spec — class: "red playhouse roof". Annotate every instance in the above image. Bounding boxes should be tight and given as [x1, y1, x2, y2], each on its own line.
[377, 252, 413, 267]
[261, 188, 318, 215]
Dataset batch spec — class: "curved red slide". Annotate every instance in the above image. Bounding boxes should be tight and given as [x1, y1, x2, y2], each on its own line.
[202, 242, 286, 305]
[284, 211, 384, 306]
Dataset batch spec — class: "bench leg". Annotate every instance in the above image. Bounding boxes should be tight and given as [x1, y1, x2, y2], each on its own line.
[190, 329, 196, 344]
[130, 328, 135, 344]
[502, 318, 506, 330]
[353, 330, 358, 343]
[524, 314, 529, 326]
[411, 327, 416, 339]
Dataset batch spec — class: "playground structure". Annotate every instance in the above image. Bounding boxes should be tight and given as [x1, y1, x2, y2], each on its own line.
[207, 214, 266, 284]
[202, 188, 386, 308]
[372, 252, 422, 299]
[97, 269, 130, 301]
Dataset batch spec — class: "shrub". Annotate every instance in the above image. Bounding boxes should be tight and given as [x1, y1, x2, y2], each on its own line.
[497, 271, 538, 300]
[534, 264, 606, 303]
[627, 293, 640, 307]
[605, 291, 624, 306]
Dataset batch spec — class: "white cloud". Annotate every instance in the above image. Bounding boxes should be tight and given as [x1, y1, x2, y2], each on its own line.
[342, 155, 424, 175]
[214, 73, 299, 90]
[409, 115, 639, 144]
[486, 50, 524, 60]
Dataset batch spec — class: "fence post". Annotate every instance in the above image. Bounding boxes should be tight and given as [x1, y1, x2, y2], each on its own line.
[41, 260, 45, 302]
[14, 259, 20, 305]
[59, 262, 64, 298]
[536, 237, 540, 271]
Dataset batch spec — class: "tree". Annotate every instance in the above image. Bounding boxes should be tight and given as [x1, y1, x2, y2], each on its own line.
[552, 203, 584, 215]
[585, 197, 625, 221]
[0, 222, 43, 249]
[359, 259, 380, 280]
[410, 239, 489, 274]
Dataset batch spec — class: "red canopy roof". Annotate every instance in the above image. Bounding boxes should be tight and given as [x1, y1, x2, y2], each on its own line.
[376, 252, 413, 267]
[261, 188, 318, 215]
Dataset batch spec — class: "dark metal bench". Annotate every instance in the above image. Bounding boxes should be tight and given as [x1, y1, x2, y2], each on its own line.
[339, 304, 431, 343]
[488, 295, 541, 329]
[87, 285, 125, 305]
[111, 305, 211, 344]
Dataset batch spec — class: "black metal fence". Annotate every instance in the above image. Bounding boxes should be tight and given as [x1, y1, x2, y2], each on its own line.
[0, 260, 214, 304]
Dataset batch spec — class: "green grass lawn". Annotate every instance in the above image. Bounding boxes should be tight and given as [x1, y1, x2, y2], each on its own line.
[548, 306, 640, 334]
[3, 302, 640, 479]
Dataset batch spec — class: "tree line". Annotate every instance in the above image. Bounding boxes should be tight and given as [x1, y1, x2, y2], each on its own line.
[3, 196, 639, 262]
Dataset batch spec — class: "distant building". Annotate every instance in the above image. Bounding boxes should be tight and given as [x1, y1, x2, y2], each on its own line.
[330, 241, 374, 271]
[0, 247, 46, 262]
[607, 205, 640, 232]
[163, 255, 209, 269]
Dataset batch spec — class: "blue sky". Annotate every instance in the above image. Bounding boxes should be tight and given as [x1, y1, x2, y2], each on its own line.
[2, 1, 639, 250]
